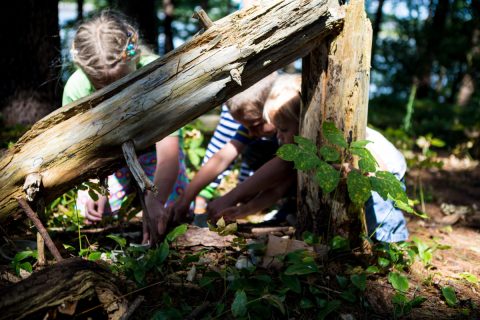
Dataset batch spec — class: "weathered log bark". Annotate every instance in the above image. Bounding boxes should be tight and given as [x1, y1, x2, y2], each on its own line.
[0, 0, 345, 221]
[0, 258, 127, 320]
[297, 0, 371, 245]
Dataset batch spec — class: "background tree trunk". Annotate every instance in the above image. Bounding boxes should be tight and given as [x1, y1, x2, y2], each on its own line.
[371, 0, 385, 68]
[0, 0, 345, 221]
[163, 0, 175, 54]
[115, 0, 159, 52]
[0, 0, 61, 126]
[298, 0, 372, 245]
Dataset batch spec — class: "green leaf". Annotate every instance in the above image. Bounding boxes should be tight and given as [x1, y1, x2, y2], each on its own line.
[319, 146, 340, 162]
[299, 298, 314, 309]
[302, 231, 319, 245]
[166, 224, 188, 242]
[366, 265, 380, 274]
[340, 288, 357, 302]
[370, 171, 408, 203]
[322, 122, 348, 148]
[350, 140, 372, 148]
[410, 296, 427, 308]
[331, 235, 350, 251]
[459, 272, 478, 284]
[19, 262, 32, 273]
[350, 147, 378, 173]
[388, 272, 409, 292]
[378, 257, 390, 268]
[315, 161, 341, 194]
[219, 222, 237, 236]
[107, 234, 127, 248]
[231, 290, 248, 317]
[294, 151, 321, 171]
[88, 251, 102, 261]
[318, 300, 341, 320]
[280, 274, 301, 293]
[63, 244, 76, 251]
[276, 144, 299, 161]
[155, 240, 170, 264]
[13, 250, 34, 263]
[294, 136, 317, 153]
[441, 286, 457, 307]
[284, 262, 318, 275]
[394, 198, 427, 218]
[336, 275, 349, 288]
[350, 273, 366, 291]
[88, 188, 99, 201]
[263, 294, 285, 314]
[347, 170, 372, 205]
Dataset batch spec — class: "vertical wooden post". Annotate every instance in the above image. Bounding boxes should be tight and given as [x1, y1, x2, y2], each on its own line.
[298, 0, 372, 245]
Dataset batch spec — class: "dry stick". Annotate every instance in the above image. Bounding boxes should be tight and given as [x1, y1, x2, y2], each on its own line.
[120, 295, 144, 320]
[36, 232, 46, 266]
[192, 8, 213, 29]
[17, 197, 63, 262]
[122, 140, 157, 194]
[186, 301, 210, 320]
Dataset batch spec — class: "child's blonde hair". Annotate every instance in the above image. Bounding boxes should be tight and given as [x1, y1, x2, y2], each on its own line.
[226, 72, 278, 116]
[71, 10, 142, 89]
[263, 74, 302, 124]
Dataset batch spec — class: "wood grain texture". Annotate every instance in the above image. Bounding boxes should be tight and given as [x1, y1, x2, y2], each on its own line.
[297, 0, 372, 242]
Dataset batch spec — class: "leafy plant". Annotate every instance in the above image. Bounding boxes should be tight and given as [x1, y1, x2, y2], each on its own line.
[277, 122, 421, 217]
[11, 250, 37, 276]
[441, 286, 458, 307]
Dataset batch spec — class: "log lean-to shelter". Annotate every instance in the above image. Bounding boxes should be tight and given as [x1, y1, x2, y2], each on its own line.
[0, 0, 373, 318]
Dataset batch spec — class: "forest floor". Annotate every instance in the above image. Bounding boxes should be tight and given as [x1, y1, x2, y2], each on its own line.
[0, 154, 479, 319]
[364, 155, 480, 319]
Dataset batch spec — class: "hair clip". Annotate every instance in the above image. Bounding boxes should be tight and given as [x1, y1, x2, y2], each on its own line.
[121, 31, 138, 61]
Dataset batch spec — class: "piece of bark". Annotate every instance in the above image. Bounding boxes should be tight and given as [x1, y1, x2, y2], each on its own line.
[0, 258, 127, 320]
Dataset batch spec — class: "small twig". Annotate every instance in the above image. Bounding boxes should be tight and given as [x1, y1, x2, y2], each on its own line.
[186, 301, 210, 319]
[120, 295, 144, 320]
[192, 8, 213, 29]
[17, 197, 63, 262]
[122, 140, 157, 194]
[36, 232, 46, 266]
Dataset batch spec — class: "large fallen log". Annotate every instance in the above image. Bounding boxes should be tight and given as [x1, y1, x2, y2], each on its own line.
[0, 0, 344, 221]
[0, 258, 127, 320]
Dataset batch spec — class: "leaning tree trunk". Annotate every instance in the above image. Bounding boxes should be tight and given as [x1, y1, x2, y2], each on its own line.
[0, 0, 345, 221]
[297, 0, 372, 246]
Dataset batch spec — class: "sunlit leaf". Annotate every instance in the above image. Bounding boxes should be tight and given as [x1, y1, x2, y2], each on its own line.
[388, 272, 409, 292]
[294, 136, 317, 154]
[350, 147, 378, 173]
[459, 272, 478, 284]
[441, 286, 457, 307]
[276, 144, 299, 161]
[315, 161, 340, 194]
[166, 224, 188, 242]
[370, 171, 408, 203]
[350, 140, 372, 148]
[88, 251, 102, 261]
[347, 170, 372, 205]
[107, 234, 127, 248]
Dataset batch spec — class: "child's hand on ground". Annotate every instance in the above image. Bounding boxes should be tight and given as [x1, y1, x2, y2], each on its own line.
[84, 195, 109, 223]
[169, 195, 190, 225]
[143, 191, 171, 245]
[207, 196, 237, 221]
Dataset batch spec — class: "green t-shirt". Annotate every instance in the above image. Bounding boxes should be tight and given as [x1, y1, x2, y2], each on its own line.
[62, 54, 158, 106]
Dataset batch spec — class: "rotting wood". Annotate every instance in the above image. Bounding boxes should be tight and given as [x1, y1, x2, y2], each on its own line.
[36, 232, 45, 266]
[23, 173, 42, 202]
[120, 295, 144, 320]
[17, 197, 63, 262]
[297, 0, 372, 247]
[0, 0, 345, 222]
[0, 258, 127, 320]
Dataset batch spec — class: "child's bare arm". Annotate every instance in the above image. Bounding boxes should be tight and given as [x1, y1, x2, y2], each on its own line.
[144, 136, 180, 244]
[170, 140, 245, 222]
[213, 156, 293, 209]
[211, 173, 295, 222]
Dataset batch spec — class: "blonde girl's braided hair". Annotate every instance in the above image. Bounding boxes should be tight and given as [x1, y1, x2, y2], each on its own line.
[71, 10, 141, 89]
